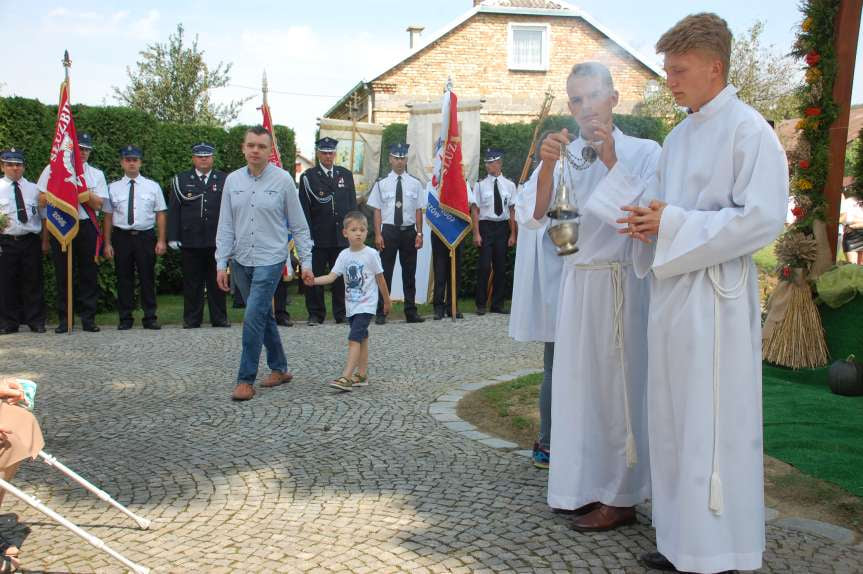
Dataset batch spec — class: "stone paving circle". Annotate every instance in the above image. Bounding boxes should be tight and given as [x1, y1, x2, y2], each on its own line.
[0, 314, 861, 573]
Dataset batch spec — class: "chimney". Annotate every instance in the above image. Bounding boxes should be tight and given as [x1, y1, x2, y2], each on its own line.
[407, 25, 424, 49]
[473, 0, 483, 6]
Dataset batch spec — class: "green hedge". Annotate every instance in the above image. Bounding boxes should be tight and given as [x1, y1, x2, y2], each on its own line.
[378, 113, 668, 299]
[1, 96, 295, 316]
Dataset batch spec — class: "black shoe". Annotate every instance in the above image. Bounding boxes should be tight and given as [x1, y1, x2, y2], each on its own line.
[118, 322, 133, 330]
[212, 322, 231, 328]
[142, 322, 161, 330]
[639, 552, 677, 572]
[335, 316, 347, 324]
[82, 323, 100, 332]
[0, 327, 16, 335]
[433, 309, 444, 320]
[276, 317, 293, 327]
[28, 324, 46, 333]
[54, 324, 69, 334]
[406, 314, 425, 323]
[455, 312, 464, 319]
[476, 307, 486, 316]
[183, 323, 201, 329]
[375, 315, 386, 325]
[306, 318, 318, 326]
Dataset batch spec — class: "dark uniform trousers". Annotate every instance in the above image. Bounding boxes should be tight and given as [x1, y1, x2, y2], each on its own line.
[378, 224, 418, 316]
[50, 221, 99, 326]
[309, 246, 345, 322]
[475, 220, 509, 311]
[113, 228, 157, 324]
[274, 279, 291, 322]
[181, 247, 226, 326]
[432, 233, 462, 313]
[0, 233, 45, 330]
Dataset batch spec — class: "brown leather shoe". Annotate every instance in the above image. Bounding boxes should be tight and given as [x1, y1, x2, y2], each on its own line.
[261, 371, 293, 388]
[570, 504, 636, 532]
[231, 383, 255, 401]
[552, 501, 601, 516]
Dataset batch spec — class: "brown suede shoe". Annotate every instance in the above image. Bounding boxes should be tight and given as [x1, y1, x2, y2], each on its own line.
[261, 371, 293, 388]
[570, 504, 636, 532]
[232, 383, 255, 401]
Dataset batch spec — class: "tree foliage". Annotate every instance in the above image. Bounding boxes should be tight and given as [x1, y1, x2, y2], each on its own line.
[635, 21, 802, 127]
[113, 23, 249, 126]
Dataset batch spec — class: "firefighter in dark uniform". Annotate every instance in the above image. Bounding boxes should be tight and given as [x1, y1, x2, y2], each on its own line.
[167, 142, 230, 328]
[298, 137, 357, 325]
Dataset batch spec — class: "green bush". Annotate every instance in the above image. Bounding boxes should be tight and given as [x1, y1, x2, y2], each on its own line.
[1, 96, 295, 312]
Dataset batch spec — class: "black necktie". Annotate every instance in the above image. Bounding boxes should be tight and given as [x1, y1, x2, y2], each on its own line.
[127, 180, 135, 226]
[13, 181, 27, 224]
[493, 178, 503, 216]
[327, 170, 333, 179]
[394, 175, 403, 227]
[199, 173, 207, 186]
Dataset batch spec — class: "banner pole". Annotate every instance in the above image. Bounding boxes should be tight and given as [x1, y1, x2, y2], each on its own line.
[450, 246, 457, 321]
[67, 245, 73, 334]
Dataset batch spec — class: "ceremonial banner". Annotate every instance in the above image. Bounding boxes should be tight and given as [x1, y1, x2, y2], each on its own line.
[261, 101, 282, 168]
[318, 118, 384, 197]
[45, 81, 87, 249]
[426, 85, 472, 248]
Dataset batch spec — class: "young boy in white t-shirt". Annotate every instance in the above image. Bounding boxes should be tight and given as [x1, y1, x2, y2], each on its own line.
[309, 211, 390, 391]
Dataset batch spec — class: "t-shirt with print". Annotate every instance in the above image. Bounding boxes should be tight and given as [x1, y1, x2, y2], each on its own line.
[331, 245, 384, 317]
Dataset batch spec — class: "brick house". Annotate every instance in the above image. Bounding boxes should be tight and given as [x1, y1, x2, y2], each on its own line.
[324, 0, 662, 126]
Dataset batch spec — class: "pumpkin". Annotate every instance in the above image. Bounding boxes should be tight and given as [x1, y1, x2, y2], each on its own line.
[827, 355, 863, 397]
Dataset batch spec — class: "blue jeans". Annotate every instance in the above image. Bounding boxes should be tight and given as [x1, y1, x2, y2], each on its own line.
[230, 261, 287, 384]
[538, 342, 554, 449]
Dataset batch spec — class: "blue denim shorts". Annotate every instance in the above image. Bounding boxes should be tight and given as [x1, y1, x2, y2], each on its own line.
[348, 313, 373, 342]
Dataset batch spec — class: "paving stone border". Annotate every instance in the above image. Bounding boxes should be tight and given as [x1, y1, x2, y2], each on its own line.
[433, 368, 859, 547]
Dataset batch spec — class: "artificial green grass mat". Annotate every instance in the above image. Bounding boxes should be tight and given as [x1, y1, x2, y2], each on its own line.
[763, 364, 863, 497]
[819, 295, 863, 360]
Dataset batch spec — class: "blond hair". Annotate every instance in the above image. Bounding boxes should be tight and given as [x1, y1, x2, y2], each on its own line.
[568, 61, 615, 91]
[656, 13, 732, 81]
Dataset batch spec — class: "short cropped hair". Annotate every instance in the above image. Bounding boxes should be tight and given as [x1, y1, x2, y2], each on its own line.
[656, 13, 732, 82]
[568, 61, 615, 91]
[245, 125, 274, 143]
[343, 210, 368, 228]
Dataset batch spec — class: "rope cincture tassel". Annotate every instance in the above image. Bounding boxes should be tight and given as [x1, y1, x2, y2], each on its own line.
[706, 258, 750, 516]
[577, 261, 637, 467]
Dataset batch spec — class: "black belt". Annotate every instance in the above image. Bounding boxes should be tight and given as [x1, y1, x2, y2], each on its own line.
[383, 224, 416, 231]
[0, 233, 38, 242]
[114, 228, 154, 236]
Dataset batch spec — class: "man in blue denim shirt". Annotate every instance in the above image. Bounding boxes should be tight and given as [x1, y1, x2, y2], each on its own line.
[216, 126, 314, 401]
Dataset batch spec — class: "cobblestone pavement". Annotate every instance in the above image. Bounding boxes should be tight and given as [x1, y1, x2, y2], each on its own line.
[1, 315, 861, 573]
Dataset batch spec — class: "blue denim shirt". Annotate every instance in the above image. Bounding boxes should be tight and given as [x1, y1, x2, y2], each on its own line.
[215, 164, 313, 270]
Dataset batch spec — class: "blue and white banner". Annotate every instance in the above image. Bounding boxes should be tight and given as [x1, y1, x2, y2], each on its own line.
[426, 191, 470, 249]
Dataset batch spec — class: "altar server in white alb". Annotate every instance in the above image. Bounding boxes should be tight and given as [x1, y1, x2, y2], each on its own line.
[533, 62, 660, 531]
[605, 14, 789, 573]
[508, 139, 564, 470]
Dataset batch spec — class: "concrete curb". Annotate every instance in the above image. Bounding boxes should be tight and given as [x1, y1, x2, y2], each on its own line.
[429, 368, 859, 546]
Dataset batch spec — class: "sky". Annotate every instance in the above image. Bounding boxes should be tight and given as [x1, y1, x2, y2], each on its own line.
[3, 0, 862, 157]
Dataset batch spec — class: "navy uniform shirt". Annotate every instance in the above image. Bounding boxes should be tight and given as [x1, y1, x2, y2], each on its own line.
[167, 168, 226, 248]
[298, 164, 357, 248]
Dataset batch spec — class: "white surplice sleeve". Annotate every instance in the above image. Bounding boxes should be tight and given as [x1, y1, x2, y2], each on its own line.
[651, 124, 789, 280]
[513, 164, 549, 230]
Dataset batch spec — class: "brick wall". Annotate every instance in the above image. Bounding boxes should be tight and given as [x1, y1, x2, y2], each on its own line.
[368, 12, 659, 125]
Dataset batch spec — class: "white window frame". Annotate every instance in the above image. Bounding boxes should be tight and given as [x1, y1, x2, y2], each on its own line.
[507, 22, 550, 72]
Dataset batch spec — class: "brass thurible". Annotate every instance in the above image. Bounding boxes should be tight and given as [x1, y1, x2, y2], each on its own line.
[546, 142, 581, 255]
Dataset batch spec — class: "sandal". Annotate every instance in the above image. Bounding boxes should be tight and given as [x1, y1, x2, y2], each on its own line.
[0, 535, 20, 573]
[351, 373, 368, 387]
[329, 377, 353, 392]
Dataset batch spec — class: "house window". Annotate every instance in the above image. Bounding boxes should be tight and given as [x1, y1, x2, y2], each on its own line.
[508, 23, 550, 71]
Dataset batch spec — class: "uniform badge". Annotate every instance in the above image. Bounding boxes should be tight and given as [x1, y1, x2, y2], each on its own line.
[395, 201, 402, 208]
[337, 177, 345, 188]
[187, 193, 193, 198]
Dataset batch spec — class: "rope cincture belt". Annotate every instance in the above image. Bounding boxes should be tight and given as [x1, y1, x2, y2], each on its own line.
[575, 260, 637, 468]
[706, 258, 750, 515]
